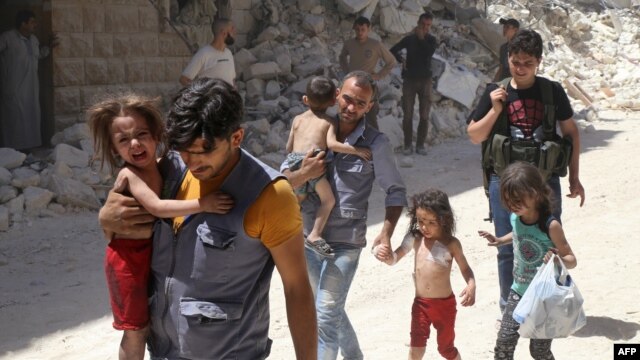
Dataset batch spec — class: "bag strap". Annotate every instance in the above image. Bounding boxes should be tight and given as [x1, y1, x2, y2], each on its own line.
[495, 77, 512, 137]
[481, 77, 512, 174]
[537, 76, 557, 141]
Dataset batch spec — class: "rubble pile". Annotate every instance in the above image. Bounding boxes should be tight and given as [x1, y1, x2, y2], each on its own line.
[0, 0, 638, 230]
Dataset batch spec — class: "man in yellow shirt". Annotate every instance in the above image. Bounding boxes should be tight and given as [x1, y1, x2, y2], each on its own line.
[98, 78, 317, 359]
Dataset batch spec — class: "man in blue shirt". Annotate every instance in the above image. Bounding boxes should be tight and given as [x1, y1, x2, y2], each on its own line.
[284, 70, 408, 360]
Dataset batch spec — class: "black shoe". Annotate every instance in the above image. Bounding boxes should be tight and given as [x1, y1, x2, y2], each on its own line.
[305, 238, 335, 258]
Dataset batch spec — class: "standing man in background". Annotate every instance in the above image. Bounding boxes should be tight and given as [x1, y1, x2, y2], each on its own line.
[179, 18, 236, 86]
[339, 16, 396, 129]
[390, 11, 438, 156]
[493, 18, 520, 82]
[0, 10, 57, 150]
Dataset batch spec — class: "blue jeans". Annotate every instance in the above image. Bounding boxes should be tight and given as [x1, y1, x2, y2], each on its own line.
[489, 174, 562, 312]
[306, 245, 364, 360]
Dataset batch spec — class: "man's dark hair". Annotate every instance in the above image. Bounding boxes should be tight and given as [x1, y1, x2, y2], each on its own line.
[419, 11, 434, 22]
[353, 16, 371, 28]
[166, 78, 243, 152]
[499, 18, 520, 29]
[15, 10, 35, 29]
[306, 76, 336, 112]
[508, 29, 543, 59]
[211, 18, 231, 36]
[342, 70, 377, 101]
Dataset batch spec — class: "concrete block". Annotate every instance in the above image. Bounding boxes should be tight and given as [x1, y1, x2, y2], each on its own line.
[108, 58, 126, 84]
[131, 33, 159, 56]
[105, 5, 139, 33]
[93, 33, 114, 57]
[231, 10, 255, 34]
[54, 87, 81, 115]
[145, 58, 166, 82]
[165, 57, 184, 82]
[159, 33, 192, 57]
[85, 58, 110, 85]
[52, 4, 83, 32]
[113, 34, 132, 56]
[53, 58, 85, 87]
[83, 5, 105, 33]
[80, 86, 108, 108]
[68, 33, 93, 57]
[126, 58, 146, 83]
[139, 5, 160, 32]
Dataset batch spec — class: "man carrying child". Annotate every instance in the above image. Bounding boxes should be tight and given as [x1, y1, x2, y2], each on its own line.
[286, 76, 372, 258]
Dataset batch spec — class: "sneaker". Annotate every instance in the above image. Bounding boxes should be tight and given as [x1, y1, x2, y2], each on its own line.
[305, 238, 335, 258]
[415, 146, 428, 156]
[402, 146, 413, 155]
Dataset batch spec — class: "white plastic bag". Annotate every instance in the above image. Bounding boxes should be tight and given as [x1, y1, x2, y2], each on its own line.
[512, 254, 586, 338]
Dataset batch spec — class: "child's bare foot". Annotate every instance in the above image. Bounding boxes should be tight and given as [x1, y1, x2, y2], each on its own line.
[305, 238, 335, 258]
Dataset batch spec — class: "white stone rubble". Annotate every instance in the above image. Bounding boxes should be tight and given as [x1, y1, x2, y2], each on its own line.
[2, 0, 639, 230]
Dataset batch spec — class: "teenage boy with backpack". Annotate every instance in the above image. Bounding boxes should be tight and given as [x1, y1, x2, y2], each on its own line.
[466, 28, 585, 316]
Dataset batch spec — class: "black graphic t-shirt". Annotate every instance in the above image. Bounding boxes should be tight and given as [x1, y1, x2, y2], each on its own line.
[468, 78, 573, 141]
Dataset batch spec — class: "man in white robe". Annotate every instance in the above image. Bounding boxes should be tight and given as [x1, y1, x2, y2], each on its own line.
[0, 10, 55, 150]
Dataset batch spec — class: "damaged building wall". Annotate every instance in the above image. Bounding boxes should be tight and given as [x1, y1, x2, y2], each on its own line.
[0, 0, 639, 229]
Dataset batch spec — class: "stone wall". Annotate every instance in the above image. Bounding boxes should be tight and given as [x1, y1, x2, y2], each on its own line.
[49, 0, 259, 132]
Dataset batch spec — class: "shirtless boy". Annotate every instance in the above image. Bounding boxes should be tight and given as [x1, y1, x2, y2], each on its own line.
[286, 75, 372, 258]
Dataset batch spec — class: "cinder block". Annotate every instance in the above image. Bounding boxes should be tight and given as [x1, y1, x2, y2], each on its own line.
[108, 58, 125, 84]
[53, 58, 85, 87]
[139, 5, 160, 32]
[68, 33, 93, 57]
[113, 34, 131, 56]
[83, 5, 105, 33]
[158, 33, 192, 57]
[165, 57, 184, 82]
[105, 5, 139, 33]
[85, 58, 110, 85]
[145, 58, 165, 82]
[126, 58, 145, 83]
[52, 4, 83, 32]
[130, 33, 159, 56]
[54, 87, 81, 115]
[93, 33, 114, 57]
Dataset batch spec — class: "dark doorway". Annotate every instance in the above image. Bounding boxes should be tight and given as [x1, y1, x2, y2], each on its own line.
[0, 0, 54, 148]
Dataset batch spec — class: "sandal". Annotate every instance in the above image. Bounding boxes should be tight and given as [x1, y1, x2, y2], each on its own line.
[305, 238, 335, 258]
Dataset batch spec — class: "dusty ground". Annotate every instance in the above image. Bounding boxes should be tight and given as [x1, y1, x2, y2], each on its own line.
[1, 110, 639, 359]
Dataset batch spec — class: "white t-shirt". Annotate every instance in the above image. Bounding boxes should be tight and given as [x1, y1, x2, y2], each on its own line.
[182, 45, 236, 85]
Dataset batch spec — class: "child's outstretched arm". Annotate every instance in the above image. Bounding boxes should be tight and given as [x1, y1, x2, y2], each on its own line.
[545, 219, 577, 269]
[449, 237, 476, 306]
[326, 121, 372, 161]
[120, 168, 234, 218]
[478, 230, 512, 247]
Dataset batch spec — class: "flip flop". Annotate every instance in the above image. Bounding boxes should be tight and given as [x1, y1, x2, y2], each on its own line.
[305, 238, 335, 259]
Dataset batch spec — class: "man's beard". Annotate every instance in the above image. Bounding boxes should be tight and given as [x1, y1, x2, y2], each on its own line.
[224, 35, 235, 46]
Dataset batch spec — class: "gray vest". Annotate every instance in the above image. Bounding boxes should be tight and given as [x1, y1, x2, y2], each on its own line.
[149, 149, 283, 359]
[301, 124, 382, 248]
